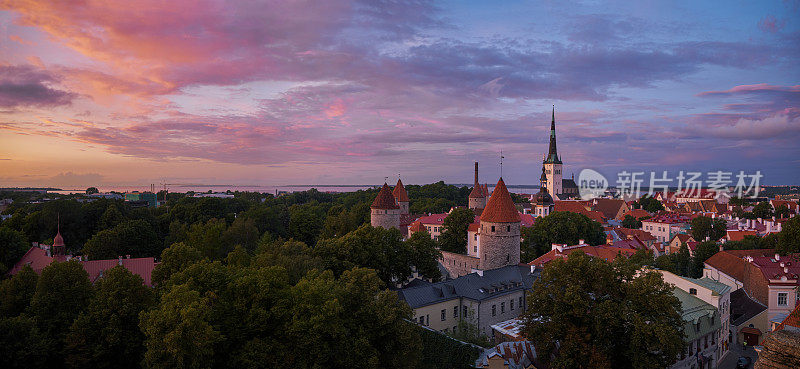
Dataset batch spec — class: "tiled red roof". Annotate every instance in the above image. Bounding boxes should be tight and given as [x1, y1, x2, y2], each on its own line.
[615, 227, 656, 242]
[408, 221, 426, 233]
[480, 178, 521, 223]
[469, 184, 485, 198]
[775, 304, 800, 331]
[519, 213, 536, 227]
[8, 247, 157, 286]
[468, 223, 480, 232]
[371, 183, 400, 209]
[727, 230, 758, 242]
[393, 179, 409, 202]
[626, 209, 651, 219]
[530, 245, 637, 267]
[592, 198, 626, 220]
[671, 234, 694, 244]
[416, 213, 449, 225]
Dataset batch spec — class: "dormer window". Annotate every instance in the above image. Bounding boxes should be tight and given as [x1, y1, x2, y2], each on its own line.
[689, 288, 697, 295]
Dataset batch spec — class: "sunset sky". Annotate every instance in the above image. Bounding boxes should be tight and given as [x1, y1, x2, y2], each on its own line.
[1, 0, 798, 188]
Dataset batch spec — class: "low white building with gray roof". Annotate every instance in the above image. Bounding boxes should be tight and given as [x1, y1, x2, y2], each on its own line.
[397, 265, 540, 338]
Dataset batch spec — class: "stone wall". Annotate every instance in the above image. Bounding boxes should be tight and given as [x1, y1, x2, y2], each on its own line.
[478, 222, 521, 271]
[371, 208, 400, 229]
[469, 197, 486, 210]
[398, 201, 409, 215]
[440, 251, 480, 278]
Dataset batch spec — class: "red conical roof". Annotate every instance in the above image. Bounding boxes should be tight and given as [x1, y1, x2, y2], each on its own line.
[393, 179, 409, 202]
[469, 185, 485, 199]
[371, 183, 400, 209]
[480, 178, 520, 223]
[53, 231, 65, 247]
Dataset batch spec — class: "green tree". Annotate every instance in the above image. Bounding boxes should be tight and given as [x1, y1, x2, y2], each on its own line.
[225, 245, 251, 267]
[405, 231, 442, 282]
[520, 211, 605, 262]
[636, 196, 664, 213]
[253, 238, 325, 284]
[774, 204, 791, 219]
[151, 242, 204, 286]
[139, 284, 223, 369]
[98, 204, 125, 230]
[85, 187, 99, 194]
[315, 225, 439, 286]
[751, 202, 774, 219]
[690, 216, 726, 242]
[0, 264, 38, 317]
[0, 315, 48, 368]
[186, 218, 228, 259]
[0, 226, 28, 274]
[724, 235, 763, 250]
[65, 266, 155, 369]
[777, 216, 800, 255]
[690, 241, 719, 278]
[438, 208, 475, 253]
[224, 217, 260, 253]
[288, 202, 326, 247]
[29, 260, 93, 365]
[521, 252, 684, 369]
[621, 214, 643, 229]
[82, 219, 161, 259]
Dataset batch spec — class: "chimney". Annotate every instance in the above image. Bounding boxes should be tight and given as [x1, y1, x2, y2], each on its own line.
[579, 239, 586, 245]
[785, 267, 790, 274]
[775, 254, 780, 261]
[474, 161, 479, 186]
[475, 269, 484, 277]
[530, 265, 536, 274]
[118, 256, 123, 266]
[552, 243, 564, 252]
[125, 254, 131, 259]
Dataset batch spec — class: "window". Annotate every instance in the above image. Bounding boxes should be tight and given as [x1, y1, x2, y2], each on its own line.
[491, 226, 495, 232]
[426, 315, 429, 325]
[506, 225, 510, 232]
[510, 299, 514, 311]
[474, 234, 478, 241]
[501, 302, 505, 313]
[492, 305, 496, 316]
[419, 316, 424, 325]
[463, 306, 467, 318]
[474, 245, 477, 253]
[689, 288, 697, 295]
[519, 296, 523, 309]
[778, 292, 788, 306]
[454, 306, 459, 318]
[441, 309, 446, 321]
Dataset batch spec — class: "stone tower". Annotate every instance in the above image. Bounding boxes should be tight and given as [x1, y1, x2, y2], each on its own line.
[543, 106, 562, 196]
[371, 183, 400, 229]
[393, 178, 410, 215]
[478, 178, 521, 270]
[468, 162, 487, 211]
[52, 226, 66, 256]
[531, 165, 554, 218]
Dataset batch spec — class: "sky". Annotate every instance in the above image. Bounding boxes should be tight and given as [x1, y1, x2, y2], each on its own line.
[0, 0, 798, 188]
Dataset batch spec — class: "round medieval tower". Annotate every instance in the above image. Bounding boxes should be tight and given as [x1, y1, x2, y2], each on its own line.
[468, 162, 488, 211]
[371, 182, 401, 229]
[477, 178, 521, 270]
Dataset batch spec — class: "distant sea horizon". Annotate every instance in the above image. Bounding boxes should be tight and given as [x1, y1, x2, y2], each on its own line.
[28, 183, 544, 196]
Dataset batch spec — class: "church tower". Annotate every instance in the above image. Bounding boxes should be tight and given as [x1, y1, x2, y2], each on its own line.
[371, 183, 400, 229]
[52, 217, 66, 256]
[531, 165, 554, 217]
[543, 106, 562, 196]
[478, 178, 520, 271]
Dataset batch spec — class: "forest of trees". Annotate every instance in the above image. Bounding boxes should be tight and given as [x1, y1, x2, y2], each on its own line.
[0, 185, 476, 368]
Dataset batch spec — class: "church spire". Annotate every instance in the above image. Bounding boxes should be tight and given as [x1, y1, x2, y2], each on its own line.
[544, 105, 561, 164]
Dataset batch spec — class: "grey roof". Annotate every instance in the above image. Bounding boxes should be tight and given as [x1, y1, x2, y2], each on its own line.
[562, 178, 578, 189]
[730, 289, 767, 326]
[680, 276, 732, 296]
[397, 265, 540, 309]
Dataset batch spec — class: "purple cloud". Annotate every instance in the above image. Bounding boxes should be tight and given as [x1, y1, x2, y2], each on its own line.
[0, 65, 76, 108]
